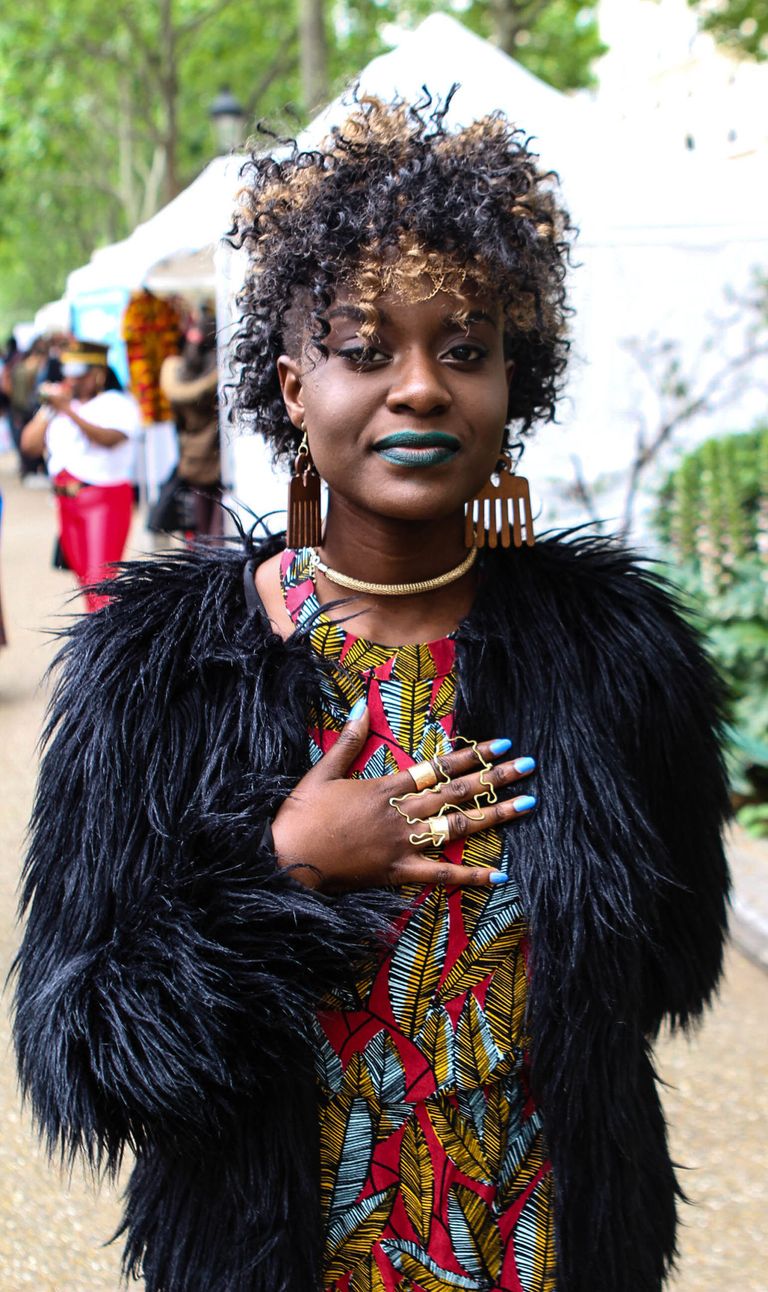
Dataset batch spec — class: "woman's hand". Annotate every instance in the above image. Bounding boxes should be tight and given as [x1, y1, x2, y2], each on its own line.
[41, 385, 72, 413]
[271, 700, 537, 891]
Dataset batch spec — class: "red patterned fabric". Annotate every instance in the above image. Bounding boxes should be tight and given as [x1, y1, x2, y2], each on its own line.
[281, 549, 556, 1292]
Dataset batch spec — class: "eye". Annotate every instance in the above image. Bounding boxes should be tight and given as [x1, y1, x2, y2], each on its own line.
[444, 342, 488, 363]
[335, 345, 388, 367]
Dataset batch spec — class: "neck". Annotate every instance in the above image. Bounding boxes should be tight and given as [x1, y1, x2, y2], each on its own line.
[311, 495, 476, 646]
[320, 495, 467, 584]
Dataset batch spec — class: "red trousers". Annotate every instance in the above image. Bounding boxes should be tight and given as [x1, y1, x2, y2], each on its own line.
[55, 471, 133, 612]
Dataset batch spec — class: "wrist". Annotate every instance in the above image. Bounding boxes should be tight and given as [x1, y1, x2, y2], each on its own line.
[268, 817, 325, 889]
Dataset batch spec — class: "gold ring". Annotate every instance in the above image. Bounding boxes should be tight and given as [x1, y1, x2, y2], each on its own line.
[427, 815, 451, 848]
[409, 814, 452, 849]
[408, 759, 439, 792]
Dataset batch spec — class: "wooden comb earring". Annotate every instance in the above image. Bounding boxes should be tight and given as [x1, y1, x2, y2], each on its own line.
[286, 424, 322, 548]
[465, 447, 535, 549]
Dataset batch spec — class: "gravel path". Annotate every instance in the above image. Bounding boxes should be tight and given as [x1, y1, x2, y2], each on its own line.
[1, 453, 766, 1290]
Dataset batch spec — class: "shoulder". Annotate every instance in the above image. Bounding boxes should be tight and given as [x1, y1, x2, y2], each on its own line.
[493, 530, 685, 615]
[54, 541, 281, 693]
[478, 531, 711, 676]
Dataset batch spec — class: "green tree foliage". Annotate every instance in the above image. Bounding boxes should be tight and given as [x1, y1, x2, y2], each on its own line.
[0, 0, 603, 333]
[688, 0, 768, 61]
[655, 427, 768, 832]
[469, 0, 604, 88]
[0, 0, 303, 332]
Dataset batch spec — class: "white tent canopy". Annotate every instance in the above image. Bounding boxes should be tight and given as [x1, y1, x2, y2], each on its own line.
[33, 297, 71, 336]
[65, 155, 242, 299]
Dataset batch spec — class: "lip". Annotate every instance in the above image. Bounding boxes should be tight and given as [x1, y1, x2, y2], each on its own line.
[375, 430, 461, 451]
[373, 429, 461, 469]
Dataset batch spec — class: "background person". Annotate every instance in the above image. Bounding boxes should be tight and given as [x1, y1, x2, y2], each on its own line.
[20, 340, 140, 611]
[153, 305, 222, 540]
[8, 336, 48, 481]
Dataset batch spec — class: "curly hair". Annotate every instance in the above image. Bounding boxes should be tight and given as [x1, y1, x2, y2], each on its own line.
[229, 90, 574, 464]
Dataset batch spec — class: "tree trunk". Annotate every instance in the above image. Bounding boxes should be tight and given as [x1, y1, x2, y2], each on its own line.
[117, 70, 140, 229]
[298, 0, 328, 114]
[159, 0, 179, 202]
[489, 0, 548, 56]
[491, 0, 523, 53]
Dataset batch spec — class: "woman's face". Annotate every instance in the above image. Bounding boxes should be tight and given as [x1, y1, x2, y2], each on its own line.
[277, 285, 514, 526]
[68, 367, 106, 401]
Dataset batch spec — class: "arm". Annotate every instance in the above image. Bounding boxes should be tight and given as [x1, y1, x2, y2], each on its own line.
[20, 406, 51, 458]
[560, 550, 731, 1031]
[12, 552, 396, 1168]
[475, 538, 730, 1034]
[160, 355, 219, 404]
[619, 577, 731, 1031]
[54, 397, 127, 447]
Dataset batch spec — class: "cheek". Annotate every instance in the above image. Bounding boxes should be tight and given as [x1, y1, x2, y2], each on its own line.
[301, 374, 372, 469]
[472, 378, 510, 451]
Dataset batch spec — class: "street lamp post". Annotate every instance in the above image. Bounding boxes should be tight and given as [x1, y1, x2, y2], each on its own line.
[210, 88, 246, 154]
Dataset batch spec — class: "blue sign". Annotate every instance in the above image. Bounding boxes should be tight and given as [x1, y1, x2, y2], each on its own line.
[70, 287, 131, 388]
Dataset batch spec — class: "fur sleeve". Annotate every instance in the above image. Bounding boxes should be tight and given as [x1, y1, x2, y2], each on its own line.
[523, 536, 731, 1031]
[605, 560, 732, 1031]
[12, 547, 394, 1170]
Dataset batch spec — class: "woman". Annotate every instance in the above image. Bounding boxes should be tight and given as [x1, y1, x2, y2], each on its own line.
[14, 97, 729, 1292]
[154, 306, 223, 540]
[20, 340, 140, 611]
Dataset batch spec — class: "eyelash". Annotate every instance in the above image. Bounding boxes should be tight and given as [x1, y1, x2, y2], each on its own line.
[335, 343, 488, 366]
[336, 346, 386, 366]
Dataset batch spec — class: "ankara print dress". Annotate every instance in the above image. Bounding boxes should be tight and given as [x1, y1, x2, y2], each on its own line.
[281, 549, 557, 1292]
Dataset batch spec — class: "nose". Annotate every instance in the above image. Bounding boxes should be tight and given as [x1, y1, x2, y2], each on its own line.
[385, 347, 452, 418]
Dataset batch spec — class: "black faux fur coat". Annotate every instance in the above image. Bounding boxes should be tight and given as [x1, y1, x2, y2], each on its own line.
[13, 533, 730, 1292]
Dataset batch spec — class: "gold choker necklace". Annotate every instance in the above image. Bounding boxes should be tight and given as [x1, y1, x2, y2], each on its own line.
[309, 546, 478, 597]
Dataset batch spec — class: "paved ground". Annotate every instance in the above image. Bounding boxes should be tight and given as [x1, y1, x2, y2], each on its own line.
[0, 451, 766, 1290]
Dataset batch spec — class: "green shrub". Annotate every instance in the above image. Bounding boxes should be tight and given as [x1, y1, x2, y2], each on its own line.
[653, 427, 768, 834]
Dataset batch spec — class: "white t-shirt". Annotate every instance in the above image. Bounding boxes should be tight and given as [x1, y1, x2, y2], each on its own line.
[46, 391, 142, 485]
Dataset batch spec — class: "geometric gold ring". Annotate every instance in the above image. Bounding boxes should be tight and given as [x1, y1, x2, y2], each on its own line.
[408, 814, 452, 849]
[426, 815, 451, 848]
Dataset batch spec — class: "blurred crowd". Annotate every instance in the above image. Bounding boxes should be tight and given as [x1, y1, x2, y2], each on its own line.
[1, 332, 70, 483]
[0, 301, 222, 637]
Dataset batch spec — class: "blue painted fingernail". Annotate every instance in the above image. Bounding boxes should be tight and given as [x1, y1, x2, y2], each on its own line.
[489, 738, 513, 756]
[489, 871, 509, 884]
[514, 757, 536, 774]
[349, 697, 367, 721]
[512, 795, 537, 813]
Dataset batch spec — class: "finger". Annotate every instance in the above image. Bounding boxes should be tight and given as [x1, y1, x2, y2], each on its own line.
[410, 794, 537, 847]
[390, 858, 510, 887]
[408, 756, 536, 815]
[388, 738, 514, 796]
[307, 697, 369, 781]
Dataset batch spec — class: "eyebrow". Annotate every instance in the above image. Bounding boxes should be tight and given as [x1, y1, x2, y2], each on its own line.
[446, 310, 497, 329]
[326, 306, 497, 329]
[327, 306, 371, 324]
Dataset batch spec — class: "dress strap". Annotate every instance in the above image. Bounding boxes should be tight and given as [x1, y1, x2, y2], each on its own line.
[242, 558, 265, 617]
[280, 547, 322, 632]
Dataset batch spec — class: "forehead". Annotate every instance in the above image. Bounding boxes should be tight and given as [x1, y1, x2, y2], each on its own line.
[327, 284, 502, 331]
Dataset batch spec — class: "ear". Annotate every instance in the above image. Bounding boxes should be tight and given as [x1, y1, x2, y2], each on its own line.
[276, 355, 305, 430]
[505, 358, 516, 386]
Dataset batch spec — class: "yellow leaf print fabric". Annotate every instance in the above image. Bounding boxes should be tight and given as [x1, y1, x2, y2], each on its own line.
[281, 549, 556, 1292]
